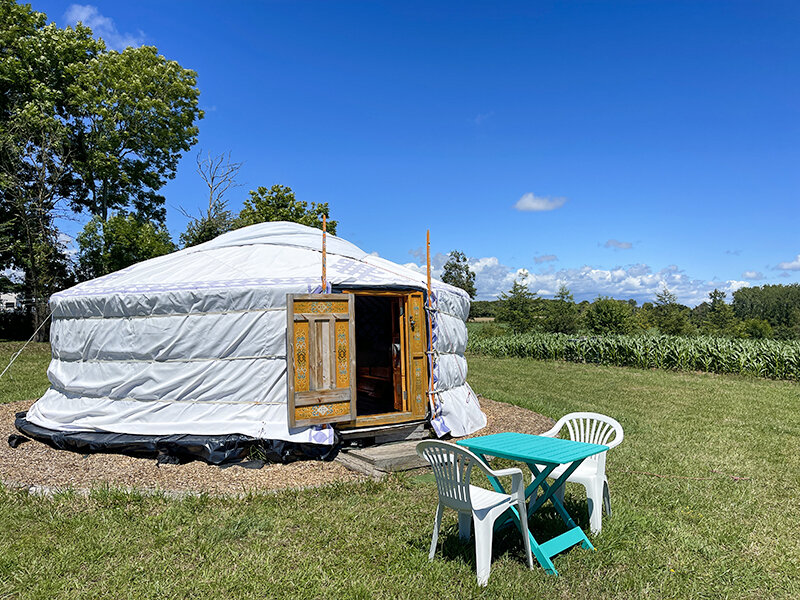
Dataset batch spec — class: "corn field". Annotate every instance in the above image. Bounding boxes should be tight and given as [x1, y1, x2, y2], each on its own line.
[467, 332, 800, 380]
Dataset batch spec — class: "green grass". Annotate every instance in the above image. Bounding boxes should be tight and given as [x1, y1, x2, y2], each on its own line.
[1, 351, 799, 598]
[0, 341, 50, 404]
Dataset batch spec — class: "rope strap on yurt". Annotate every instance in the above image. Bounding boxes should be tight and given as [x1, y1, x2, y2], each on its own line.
[0, 311, 52, 384]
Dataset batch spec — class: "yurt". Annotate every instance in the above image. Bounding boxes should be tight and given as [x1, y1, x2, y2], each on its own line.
[17, 222, 486, 462]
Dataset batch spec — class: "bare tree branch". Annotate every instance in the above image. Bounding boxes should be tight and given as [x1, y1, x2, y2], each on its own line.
[196, 150, 243, 214]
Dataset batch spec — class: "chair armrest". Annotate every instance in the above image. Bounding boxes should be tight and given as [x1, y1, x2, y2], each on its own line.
[485, 466, 526, 501]
[539, 425, 560, 438]
[605, 430, 624, 449]
[489, 467, 523, 478]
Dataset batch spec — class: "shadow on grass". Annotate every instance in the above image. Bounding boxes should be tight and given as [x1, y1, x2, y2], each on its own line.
[411, 495, 594, 572]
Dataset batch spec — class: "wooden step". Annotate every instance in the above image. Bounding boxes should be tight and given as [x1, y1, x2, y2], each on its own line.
[335, 440, 429, 478]
[338, 421, 429, 444]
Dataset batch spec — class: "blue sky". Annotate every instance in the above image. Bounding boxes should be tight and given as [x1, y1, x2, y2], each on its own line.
[36, 1, 800, 305]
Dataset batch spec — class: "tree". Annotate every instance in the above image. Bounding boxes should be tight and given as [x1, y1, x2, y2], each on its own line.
[76, 213, 175, 281]
[733, 284, 800, 340]
[0, 2, 201, 335]
[69, 45, 203, 222]
[655, 287, 677, 306]
[468, 300, 498, 320]
[583, 296, 634, 335]
[541, 285, 579, 333]
[496, 280, 540, 334]
[702, 289, 739, 336]
[741, 318, 773, 339]
[0, 1, 100, 337]
[652, 286, 693, 336]
[0, 274, 22, 294]
[180, 151, 241, 247]
[441, 250, 476, 298]
[234, 185, 337, 234]
[634, 302, 656, 332]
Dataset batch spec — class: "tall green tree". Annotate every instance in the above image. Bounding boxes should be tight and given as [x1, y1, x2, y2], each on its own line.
[733, 284, 800, 339]
[69, 45, 203, 221]
[0, 1, 100, 337]
[1, 2, 202, 334]
[234, 185, 337, 233]
[583, 296, 634, 335]
[441, 250, 476, 298]
[702, 289, 739, 336]
[653, 286, 693, 336]
[496, 280, 540, 334]
[541, 284, 579, 333]
[76, 213, 175, 281]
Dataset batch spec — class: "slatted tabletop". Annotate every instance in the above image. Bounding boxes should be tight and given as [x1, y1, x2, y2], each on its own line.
[458, 432, 607, 465]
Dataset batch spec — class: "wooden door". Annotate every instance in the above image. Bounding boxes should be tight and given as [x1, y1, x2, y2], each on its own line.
[405, 292, 428, 418]
[287, 294, 357, 427]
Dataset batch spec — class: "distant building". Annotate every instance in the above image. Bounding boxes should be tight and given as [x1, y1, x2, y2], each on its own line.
[1, 292, 20, 311]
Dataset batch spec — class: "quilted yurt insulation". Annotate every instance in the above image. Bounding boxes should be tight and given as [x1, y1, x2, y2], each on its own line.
[24, 222, 486, 448]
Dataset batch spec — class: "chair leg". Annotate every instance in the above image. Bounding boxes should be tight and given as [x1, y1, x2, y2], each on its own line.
[585, 479, 604, 535]
[603, 480, 611, 517]
[473, 513, 494, 587]
[429, 503, 444, 560]
[458, 511, 472, 541]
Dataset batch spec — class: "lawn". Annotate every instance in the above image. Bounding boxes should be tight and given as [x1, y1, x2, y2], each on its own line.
[1, 346, 799, 598]
[0, 341, 50, 405]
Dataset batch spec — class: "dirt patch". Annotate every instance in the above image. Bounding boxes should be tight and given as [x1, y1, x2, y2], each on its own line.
[466, 394, 554, 438]
[1, 396, 552, 495]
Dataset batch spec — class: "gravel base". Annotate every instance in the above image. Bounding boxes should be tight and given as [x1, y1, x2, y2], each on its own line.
[466, 394, 554, 439]
[2, 396, 552, 496]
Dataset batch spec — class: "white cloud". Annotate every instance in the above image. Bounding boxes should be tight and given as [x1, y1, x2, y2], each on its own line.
[742, 270, 763, 280]
[533, 254, 557, 264]
[402, 249, 754, 306]
[65, 4, 145, 50]
[514, 193, 567, 212]
[776, 254, 800, 271]
[407, 248, 447, 272]
[463, 258, 747, 306]
[604, 239, 633, 250]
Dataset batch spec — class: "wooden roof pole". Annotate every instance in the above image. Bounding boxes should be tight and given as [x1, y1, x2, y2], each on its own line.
[321, 215, 327, 292]
[426, 230, 436, 418]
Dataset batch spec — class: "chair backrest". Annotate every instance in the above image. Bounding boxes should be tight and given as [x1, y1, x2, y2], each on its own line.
[552, 412, 624, 470]
[416, 440, 488, 511]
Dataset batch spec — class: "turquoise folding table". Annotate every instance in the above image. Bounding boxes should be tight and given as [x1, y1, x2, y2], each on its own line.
[457, 431, 608, 575]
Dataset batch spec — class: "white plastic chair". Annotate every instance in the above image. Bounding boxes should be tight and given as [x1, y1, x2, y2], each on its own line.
[416, 440, 533, 586]
[539, 412, 624, 535]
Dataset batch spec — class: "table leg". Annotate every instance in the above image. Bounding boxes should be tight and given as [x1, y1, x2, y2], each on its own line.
[477, 454, 560, 575]
[528, 461, 594, 553]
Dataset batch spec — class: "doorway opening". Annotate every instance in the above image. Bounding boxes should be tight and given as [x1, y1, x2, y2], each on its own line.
[353, 295, 404, 416]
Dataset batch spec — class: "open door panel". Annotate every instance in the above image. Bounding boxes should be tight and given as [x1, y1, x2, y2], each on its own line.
[405, 292, 428, 419]
[286, 294, 357, 428]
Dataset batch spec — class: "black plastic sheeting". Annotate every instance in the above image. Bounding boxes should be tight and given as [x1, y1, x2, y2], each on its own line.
[14, 412, 340, 466]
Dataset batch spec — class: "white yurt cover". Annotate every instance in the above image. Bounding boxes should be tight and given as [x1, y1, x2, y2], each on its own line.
[26, 222, 486, 447]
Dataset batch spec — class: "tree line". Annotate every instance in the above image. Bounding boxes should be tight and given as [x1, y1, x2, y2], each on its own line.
[435, 248, 800, 341]
[469, 282, 800, 341]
